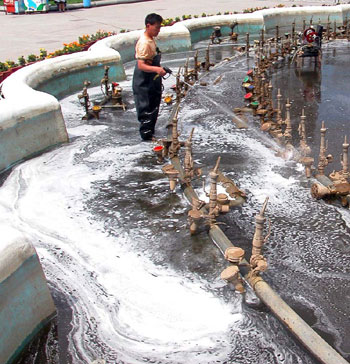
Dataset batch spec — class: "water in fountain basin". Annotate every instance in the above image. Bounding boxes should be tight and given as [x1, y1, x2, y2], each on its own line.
[3, 42, 350, 363]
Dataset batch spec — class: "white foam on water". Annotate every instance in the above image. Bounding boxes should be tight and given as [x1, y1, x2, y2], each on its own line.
[4, 46, 350, 363]
[0, 114, 243, 363]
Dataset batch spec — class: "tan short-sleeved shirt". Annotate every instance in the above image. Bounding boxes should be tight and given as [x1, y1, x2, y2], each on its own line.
[135, 32, 157, 62]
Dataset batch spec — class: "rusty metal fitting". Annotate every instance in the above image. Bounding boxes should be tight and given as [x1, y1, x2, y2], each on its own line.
[188, 197, 207, 234]
[284, 98, 292, 142]
[224, 247, 245, 263]
[110, 84, 126, 110]
[101, 65, 111, 97]
[276, 89, 282, 125]
[250, 254, 268, 273]
[192, 197, 206, 210]
[78, 80, 92, 119]
[219, 173, 246, 199]
[329, 170, 344, 182]
[247, 273, 264, 290]
[252, 197, 270, 256]
[188, 209, 203, 235]
[217, 193, 229, 205]
[312, 180, 350, 200]
[341, 135, 349, 181]
[207, 157, 222, 223]
[220, 265, 245, 293]
[210, 26, 222, 44]
[261, 121, 272, 132]
[168, 107, 182, 159]
[317, 121, 333, 175]
[327, 154, 333, 163]
[204, 45, 211, 71]
[184, 128, 201, 183]
[256, 109, 268, 117]
[219, 204, 230, 213]
[300, 156, 314, 178]
[311, 182, 331, 199]
[162, 164, 179, 191]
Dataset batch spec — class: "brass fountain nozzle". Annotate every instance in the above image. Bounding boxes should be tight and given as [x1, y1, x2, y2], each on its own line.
[188, 197, 206, 234]
[168, 105, 182, 158]
[300, 156, 315, 178]
[317, 121, 333, 175]
[217, 193, 230, 212]
[252, 197, 270, 256]
[206, 156, 231, 224]
[224, 247, 245, 264]
[250, 254, 268, 274]
[184, 128, 201, 183]
[162, 164, 179, 191]
[221, 265, 245, 293]
[188, 209, 203, 235]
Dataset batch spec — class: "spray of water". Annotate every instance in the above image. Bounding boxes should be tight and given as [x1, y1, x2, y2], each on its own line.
[179, 78, 283, 151]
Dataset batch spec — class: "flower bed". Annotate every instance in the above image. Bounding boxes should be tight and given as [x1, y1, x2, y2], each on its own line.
[0, 30, 115, 84]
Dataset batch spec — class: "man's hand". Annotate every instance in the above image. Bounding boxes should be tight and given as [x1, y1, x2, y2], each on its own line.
[157, 67, 167, 77]
[137, 60, 167, 77]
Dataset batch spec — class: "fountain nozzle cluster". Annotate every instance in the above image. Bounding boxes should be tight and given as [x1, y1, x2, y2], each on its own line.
[78, 80, 102, 120]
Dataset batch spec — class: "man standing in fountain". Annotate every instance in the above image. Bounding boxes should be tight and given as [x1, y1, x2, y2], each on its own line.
[132, 13, 167, 140]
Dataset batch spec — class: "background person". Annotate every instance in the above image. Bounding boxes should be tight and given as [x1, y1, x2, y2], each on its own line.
[132, 13, 166, 141]
[55, 0, 66, 12]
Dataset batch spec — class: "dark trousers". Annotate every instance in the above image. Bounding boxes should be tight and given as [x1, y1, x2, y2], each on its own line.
[133, 92, 161, 139]
[132, 54, 162, 140]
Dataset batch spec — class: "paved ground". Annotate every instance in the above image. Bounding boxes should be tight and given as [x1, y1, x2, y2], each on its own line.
[0, 0, 337, 61]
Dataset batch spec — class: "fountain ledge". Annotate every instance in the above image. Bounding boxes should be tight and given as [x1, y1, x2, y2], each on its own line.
[0, 226, 56, 364]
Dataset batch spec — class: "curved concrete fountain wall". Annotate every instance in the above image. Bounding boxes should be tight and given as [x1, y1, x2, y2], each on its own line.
[261, 5, 350, 29]
[1, 4, 350, 363]
[0, 50, 126, 172]
[0, 228, 56, 364]
[90, 24, 192, 63]
[1, 4, 350, 174]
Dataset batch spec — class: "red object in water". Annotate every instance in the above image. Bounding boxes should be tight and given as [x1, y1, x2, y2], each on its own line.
[244, 92, 253, 100]
[247, 69, 253, 76]
[303, 28, 317, 43]
[153, 145, 164, 152]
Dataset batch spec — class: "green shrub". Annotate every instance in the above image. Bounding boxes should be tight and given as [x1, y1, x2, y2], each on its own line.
[0, 62, 8, 72]
[27, 54, 37, 63]
[18, 56, 26, 66]
[5, 60, 18, 68]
